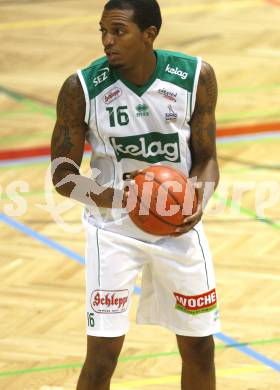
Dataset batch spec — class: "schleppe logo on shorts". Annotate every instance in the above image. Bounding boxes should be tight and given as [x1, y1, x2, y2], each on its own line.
[91, 289, 129, 314]
[165, 64, 188, 80]
[173, 288, 217, 316]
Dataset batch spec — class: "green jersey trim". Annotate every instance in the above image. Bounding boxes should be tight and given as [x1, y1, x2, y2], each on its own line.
[77, 69, 90, 123]
[113, 51, 165, 97]
[79, 56, 118, 101]
[155, 49, 200, 92]
[192, 56, 202, 113]
[77, 50, 201, 122]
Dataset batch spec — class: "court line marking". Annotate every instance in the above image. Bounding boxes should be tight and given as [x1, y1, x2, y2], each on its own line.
[0, 213, 141, 295]
[0, 85, 54, 107]
[218, 154, 280, 170]
[218, 108, 280, 124]
[0, 214, 280, 374]
[0, 154, 88, 169]
[222, 83, 280, 94]
[0, 1, 264, 31]
[217, 131, 280, 143]
[0, 212, 85, 265]
[111, 366, 271, 389]
[0, 0, 278, 380]
[215, 333, 280, 372]
[0, 365, 270, 381]
[1, 153, 278, 200]
[1, 159, 279, 230]
[1, 130, 280, 167]
[0, 338, 279, 378]
[213, 193, 280, 231]
[1, 93, 279, 132]
[2, 82, 280, 106]
[0, 132, 52, 147]
[0, 156, 53, 168]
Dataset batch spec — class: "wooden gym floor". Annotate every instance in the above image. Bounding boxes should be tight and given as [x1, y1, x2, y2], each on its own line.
[0, 0, 279, 389]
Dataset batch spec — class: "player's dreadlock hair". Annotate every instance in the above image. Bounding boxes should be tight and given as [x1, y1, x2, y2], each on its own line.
[104, 0, 162, 34]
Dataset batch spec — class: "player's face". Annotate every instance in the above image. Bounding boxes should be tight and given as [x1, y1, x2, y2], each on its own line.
[99, 9, 148, 68]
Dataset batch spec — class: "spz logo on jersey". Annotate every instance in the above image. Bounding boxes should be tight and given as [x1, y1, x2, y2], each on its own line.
[109, 132, 181, 163]
[91, 289, 129, 314]
[93, 67, 109, 86]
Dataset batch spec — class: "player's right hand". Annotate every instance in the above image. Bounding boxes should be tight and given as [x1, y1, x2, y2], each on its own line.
[122, 170, 143, 209]
[122, 169, 143, 181]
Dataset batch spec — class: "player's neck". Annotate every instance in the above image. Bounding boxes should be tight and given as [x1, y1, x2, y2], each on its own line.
[118, 51, 157, 87]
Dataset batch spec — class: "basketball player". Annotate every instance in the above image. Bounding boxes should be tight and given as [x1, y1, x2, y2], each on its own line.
[51, 1, 220, 389]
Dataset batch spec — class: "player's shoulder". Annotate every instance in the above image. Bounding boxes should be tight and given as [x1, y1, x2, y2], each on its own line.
[80, 55, 109, 73]
[195, 60, 217, 107]
[156, 49, 201, 90]
[196, 60, 217, 95]
[199, 60, 216, 80]
[78, 56, 117, 98]
[79, 55, 110, 85]
[59, 73, 83, 99]
[156, 49, 198, 63]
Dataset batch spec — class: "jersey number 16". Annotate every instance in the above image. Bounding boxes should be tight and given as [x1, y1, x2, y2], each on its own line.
[106, 106, 129, 127]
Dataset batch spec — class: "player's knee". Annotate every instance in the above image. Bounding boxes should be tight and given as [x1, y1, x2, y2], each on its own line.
[83, 335, 124, 384]
[83, 354, 118, 384]
[177, 335, 215, 369]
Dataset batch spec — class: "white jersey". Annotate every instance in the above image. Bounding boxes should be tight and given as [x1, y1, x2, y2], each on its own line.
[77, 50, 202, 242]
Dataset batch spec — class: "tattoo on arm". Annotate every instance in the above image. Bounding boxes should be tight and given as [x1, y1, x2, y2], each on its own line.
[194, 62, 218, 116]
[190, 61, 218, 160]
[51, 74, 87, 159]
[53, 124, 74, 155]
[203, 64, 218, 107]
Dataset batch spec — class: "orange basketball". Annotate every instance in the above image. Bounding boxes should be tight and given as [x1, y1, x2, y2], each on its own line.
[128, 165, 198, 236]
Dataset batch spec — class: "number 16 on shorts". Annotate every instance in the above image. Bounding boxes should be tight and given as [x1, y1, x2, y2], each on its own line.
[87, 312, 95, 328]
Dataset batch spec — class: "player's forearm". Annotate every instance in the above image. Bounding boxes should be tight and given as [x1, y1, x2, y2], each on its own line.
[189, 157, 219, 205]
[52, 169, 125, 209]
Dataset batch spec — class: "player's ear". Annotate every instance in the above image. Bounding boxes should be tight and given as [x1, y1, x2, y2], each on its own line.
[144, 26, 158, 45]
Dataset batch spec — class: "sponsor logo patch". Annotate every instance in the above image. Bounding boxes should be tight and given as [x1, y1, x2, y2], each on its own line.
[109, 132, 180, 163]
[91, 289, 129, 314]
[165, 105, 178, 121]
[136, 103, 149, 117]
[157, 88, 177, 102]
[93, 67, 109, 86]
[103, 87, 122, 104]
[174, 289, 217, 316]
[165, 64, 188, 80]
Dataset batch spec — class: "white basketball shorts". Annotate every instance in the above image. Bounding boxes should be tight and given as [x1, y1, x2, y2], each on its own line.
[84, 220, 221, 337]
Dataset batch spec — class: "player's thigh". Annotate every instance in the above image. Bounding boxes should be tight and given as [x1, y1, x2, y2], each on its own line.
[84, 223, 146, 336]
[137, 223, 220, 336]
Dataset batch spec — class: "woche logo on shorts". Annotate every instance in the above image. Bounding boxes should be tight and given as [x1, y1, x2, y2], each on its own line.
[91, 289, 129, 314]
[173, 288, 217, 316]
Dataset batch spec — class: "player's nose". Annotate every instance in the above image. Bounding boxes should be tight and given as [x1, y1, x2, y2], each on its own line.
[102, 32, 115, 47]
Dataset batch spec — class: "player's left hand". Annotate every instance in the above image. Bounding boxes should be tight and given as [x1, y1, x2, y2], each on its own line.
[170, 188, 203, 237]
